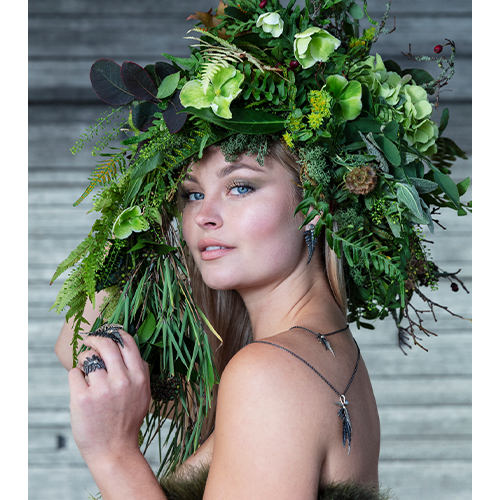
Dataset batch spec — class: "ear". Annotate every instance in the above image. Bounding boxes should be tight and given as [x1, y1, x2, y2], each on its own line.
[302, 207, 321, 232]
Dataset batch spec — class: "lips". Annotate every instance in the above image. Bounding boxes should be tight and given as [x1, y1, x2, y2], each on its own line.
[198, 239, 234, 261]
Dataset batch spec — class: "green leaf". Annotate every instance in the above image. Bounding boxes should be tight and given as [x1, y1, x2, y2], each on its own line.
[409, 177, 439, 194]
[162, 52, 198, 69]
[395, 182, 424, 219]
[223, 6, 251, 21]
[50, 236, 93, 285]
[137, 310, 157, 344]
[183, 106, 286, 134]
[433, 171, 461, 209]
[383, 120, 400, 142]
[351, 117, 381, 133]
[130, 151, 164, 180]
[438, 108, 450, 137]
[456, 176, 471, 196]
[402, 68, 434, 87]
[349, 2, 364, 19]
[372, 134, 401, 166]
[157, 71, 180, 99]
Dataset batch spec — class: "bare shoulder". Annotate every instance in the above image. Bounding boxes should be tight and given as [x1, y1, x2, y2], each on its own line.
[218, 339, 317, 407]
[206, 340, 324, 498]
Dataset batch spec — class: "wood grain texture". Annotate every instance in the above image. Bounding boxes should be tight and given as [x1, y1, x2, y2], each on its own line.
[28, 0, 472, 498]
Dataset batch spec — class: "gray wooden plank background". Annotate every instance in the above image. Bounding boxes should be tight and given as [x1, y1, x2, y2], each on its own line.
[28, 0, 472, 499]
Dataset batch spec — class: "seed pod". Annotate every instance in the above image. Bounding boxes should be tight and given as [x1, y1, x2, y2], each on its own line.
[345, 165, 377, 195]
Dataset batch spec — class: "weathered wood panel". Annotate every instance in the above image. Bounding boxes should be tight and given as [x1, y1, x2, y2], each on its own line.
[28, 0, 472, 498]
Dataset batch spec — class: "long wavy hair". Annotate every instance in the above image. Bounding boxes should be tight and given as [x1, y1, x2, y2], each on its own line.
[178, 140, 347, 436]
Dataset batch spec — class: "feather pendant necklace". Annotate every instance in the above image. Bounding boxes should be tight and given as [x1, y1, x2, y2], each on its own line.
[252, 332, 360, 454]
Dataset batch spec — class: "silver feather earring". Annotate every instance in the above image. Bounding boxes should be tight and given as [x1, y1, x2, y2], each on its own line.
[304, 224, 317, 264]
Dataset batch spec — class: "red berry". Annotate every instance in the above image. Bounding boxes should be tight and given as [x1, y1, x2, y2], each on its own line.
[451, 282, 459, 292]
[289, 60, 299, 69]
[259, 0, 268, 7]
[434, 44, 443, 54]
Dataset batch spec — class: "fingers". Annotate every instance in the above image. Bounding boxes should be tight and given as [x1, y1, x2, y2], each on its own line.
[82, 329, 148, 377]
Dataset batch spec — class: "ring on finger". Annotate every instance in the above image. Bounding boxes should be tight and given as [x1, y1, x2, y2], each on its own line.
[82, 354, 107, 376]
[88, 323, 124, 348]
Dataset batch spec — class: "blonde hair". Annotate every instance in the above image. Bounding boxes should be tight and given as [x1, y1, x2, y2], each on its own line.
[182, 140, 347, 435]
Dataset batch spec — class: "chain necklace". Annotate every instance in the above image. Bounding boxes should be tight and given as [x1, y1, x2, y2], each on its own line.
[288, 324, 349, 357]
[252, 325, 359, 454]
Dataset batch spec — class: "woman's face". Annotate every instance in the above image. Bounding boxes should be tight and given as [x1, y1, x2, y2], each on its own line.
[181, 147, 306, 292]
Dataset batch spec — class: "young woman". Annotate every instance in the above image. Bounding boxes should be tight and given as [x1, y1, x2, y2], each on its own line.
[53, 2, 468, 498]
[55, 142, 382, 499]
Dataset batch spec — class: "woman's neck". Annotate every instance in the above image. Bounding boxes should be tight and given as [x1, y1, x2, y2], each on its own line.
[236, 261, 344, 341]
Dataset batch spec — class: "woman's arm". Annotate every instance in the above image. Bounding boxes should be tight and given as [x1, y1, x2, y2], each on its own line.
[69, 330, 166, 500]
[55, 291, 107, 370]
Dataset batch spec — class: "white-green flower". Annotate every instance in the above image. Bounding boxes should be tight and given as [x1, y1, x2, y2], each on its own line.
[256, 12, 284, 38]
[113, 206, 150, 240]
[179, 66, 244, 119]
[293, 27, 341, 69]
[355, 54, 438, 155]
[324, 74, 362, 122]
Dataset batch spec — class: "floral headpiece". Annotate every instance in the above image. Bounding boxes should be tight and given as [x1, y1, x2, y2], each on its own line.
[51, 0, 471, 473]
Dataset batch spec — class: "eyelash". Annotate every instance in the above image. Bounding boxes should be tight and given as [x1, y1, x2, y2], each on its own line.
[226, 180, 254, 196]
[179, 181, 255, 203]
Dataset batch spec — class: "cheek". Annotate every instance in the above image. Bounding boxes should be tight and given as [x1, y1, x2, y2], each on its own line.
[246, 200, 304, 261]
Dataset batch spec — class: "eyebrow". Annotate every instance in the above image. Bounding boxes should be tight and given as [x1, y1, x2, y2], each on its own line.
[217, 163, 266, 178]
[184, 162, 266, 183]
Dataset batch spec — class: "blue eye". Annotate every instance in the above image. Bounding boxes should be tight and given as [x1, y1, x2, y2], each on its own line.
[188, 192, 204, 201]
[233, 186, 251, 195]
[228, 182, 254, 196]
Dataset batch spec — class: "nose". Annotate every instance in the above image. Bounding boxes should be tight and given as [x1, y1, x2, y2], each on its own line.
[194, 197, 223, 229]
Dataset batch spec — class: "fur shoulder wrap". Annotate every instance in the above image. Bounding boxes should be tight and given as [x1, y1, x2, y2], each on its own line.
[160, 464, 394, 500]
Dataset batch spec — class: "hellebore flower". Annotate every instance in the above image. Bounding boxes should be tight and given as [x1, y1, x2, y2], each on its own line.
[325, 74, 362, 122]
[256, 12, 284, 38]
[293, 27, 341, 69]
[113, 206, 150, 240]
[404, 117, 439, 156]
[180, 66, 244, 119]
[354, 54, 438, 155]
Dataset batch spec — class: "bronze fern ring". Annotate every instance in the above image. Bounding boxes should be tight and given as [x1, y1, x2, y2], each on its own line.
[82, 354, 107, 376]
[88, 323, 124, 348]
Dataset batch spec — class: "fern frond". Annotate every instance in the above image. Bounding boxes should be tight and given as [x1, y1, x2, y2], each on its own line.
[199, 59, 231, 93]
[187, 28, 238, 51]
[74, 152, 126, 207]
[50, 266, 87, 316]
[186, 29, 286, 80]
[50, 235, 95, 285]
[333, 231, 403, 281]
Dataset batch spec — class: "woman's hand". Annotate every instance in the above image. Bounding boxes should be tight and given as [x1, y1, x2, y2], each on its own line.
[68, 329, 151, 465]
